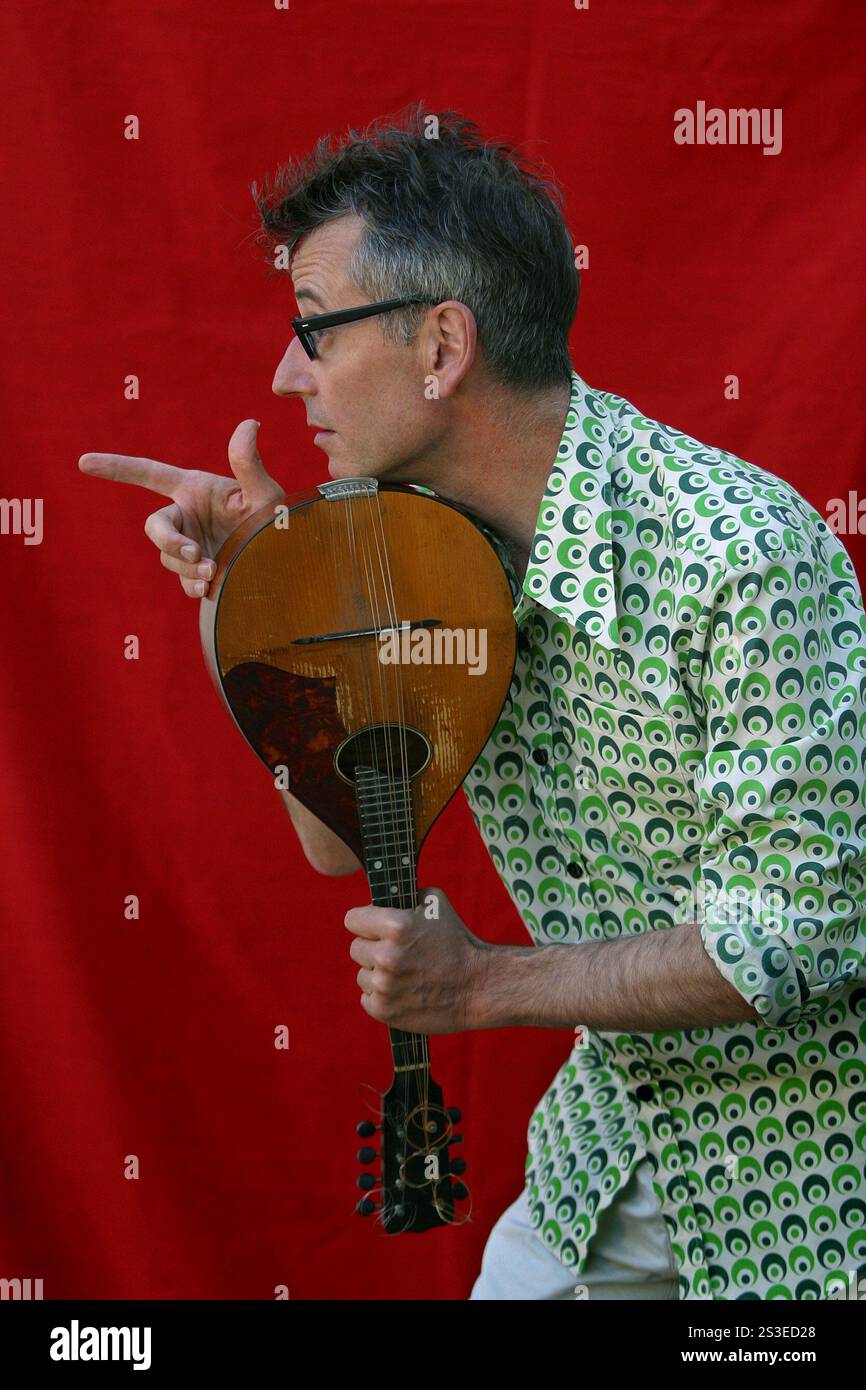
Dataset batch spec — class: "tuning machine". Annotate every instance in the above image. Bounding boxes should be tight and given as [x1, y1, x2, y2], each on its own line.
[355, 1118, 382, 1213]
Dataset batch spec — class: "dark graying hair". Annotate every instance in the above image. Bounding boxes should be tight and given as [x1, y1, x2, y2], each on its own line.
[250, 103, 579, 391]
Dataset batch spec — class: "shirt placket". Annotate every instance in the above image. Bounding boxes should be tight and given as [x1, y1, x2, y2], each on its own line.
[519, 622, 591, 889]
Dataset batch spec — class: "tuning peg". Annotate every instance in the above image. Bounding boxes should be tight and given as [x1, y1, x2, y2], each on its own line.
[450, 1157, 467, 1175]
[451, 1182, 468, 1200]
[356, 1197, 379, 1216]
[356, 1173, 376, 1191]
[356, 1120, 377, 1137]
[449, 1134, 464, 1145]
[446, 1107, 462, 1124]
[357, 1146, 378, 1164]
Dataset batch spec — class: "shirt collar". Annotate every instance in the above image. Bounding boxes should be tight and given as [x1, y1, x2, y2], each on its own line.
[514, 369, 619, 649]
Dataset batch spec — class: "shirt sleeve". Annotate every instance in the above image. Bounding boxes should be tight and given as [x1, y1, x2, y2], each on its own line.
[693, 531, 866, 1028]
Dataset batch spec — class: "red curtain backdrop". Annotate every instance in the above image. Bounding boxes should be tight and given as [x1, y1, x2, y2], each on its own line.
[1, 0, 863, 1299]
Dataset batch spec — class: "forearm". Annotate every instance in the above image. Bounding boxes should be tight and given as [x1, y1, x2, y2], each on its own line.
[472, 920, 762, 1031]
[277, 788, 363, 876]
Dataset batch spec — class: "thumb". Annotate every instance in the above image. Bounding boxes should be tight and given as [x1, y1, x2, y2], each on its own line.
[226, 418, 277, 497]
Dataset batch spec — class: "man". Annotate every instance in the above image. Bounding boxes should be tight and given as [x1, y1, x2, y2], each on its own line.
[79, 107, 866, 1301]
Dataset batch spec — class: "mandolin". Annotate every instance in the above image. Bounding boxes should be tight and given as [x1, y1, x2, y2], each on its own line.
[199, 476, 516, 1233]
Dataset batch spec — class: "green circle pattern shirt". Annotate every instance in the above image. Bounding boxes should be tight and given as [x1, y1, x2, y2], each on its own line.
[462, 369, 866, 1301]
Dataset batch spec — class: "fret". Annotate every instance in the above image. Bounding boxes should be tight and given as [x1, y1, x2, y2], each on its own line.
[358, 801, 411, 806]
[358, 824, 414, 834]
[354, 815, 413, 828]
[360, 843, 415, 853]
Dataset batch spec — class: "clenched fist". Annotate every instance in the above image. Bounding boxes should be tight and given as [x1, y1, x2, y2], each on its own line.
[344, 887, 493, 1033]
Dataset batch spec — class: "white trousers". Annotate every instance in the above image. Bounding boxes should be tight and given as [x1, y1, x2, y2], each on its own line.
[469, 1156, 680, 1300]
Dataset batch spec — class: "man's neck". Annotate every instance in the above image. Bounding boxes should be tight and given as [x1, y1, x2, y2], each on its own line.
[402, 377, 572, 585]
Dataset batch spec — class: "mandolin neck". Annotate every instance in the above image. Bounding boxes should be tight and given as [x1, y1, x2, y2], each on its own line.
[355, 765, 429, 1079]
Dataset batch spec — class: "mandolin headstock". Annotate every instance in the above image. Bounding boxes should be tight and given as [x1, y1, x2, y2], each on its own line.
[356, 1071, 469, 1233]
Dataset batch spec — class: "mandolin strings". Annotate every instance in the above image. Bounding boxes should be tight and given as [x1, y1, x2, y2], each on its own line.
[350, 489, 449, 1214]
[367, 490, 430, 1082]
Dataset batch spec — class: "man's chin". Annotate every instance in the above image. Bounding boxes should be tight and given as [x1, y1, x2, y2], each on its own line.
[320, 442, 397, 484]
[325, 450, 374, 481]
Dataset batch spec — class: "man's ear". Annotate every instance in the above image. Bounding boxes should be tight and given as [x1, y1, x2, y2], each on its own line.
[420, 300, 477, 398]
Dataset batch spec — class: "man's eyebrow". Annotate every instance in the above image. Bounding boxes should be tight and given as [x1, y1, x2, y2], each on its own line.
[294, 285, 327, 311]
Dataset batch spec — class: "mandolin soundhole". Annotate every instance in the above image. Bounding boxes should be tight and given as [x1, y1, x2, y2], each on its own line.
[334, 723, 432, 786]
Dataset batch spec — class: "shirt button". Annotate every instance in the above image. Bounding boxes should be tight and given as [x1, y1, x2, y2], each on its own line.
[566, 861, 584, 879]
[634, 1083, 655, 1103]
[532, 748, 549, 766]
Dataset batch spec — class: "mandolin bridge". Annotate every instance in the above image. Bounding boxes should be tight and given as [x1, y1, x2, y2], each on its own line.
[317, 477, 379, 500]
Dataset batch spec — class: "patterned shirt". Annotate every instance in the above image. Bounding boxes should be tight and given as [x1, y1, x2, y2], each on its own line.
[462, 368, 866, 1300]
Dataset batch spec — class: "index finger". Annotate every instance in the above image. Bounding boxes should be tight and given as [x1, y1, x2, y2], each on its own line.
[344, 905, 406, 939]
[78, 452, 188, 499]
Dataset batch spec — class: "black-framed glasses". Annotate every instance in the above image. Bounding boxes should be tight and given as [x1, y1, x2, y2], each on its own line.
[291, 296, 440, 360]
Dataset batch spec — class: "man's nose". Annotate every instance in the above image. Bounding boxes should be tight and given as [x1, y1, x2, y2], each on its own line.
[272, 335, 315, 397]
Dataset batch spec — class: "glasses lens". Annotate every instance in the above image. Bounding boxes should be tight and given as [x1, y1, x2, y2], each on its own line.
[297, 329, 316, 360]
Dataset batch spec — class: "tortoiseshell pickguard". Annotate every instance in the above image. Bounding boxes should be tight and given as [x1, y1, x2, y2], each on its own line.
[222, 661, 363, 860]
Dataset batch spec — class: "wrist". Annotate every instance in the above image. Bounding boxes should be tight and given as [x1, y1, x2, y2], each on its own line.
[466, 943, 536, 1030]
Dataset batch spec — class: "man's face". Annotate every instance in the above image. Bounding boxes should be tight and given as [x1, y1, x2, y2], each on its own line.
[272, 214, 439, 480]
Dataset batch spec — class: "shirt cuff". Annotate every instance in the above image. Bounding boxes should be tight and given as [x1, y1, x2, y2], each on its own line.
[697, 876, 808, 1027]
